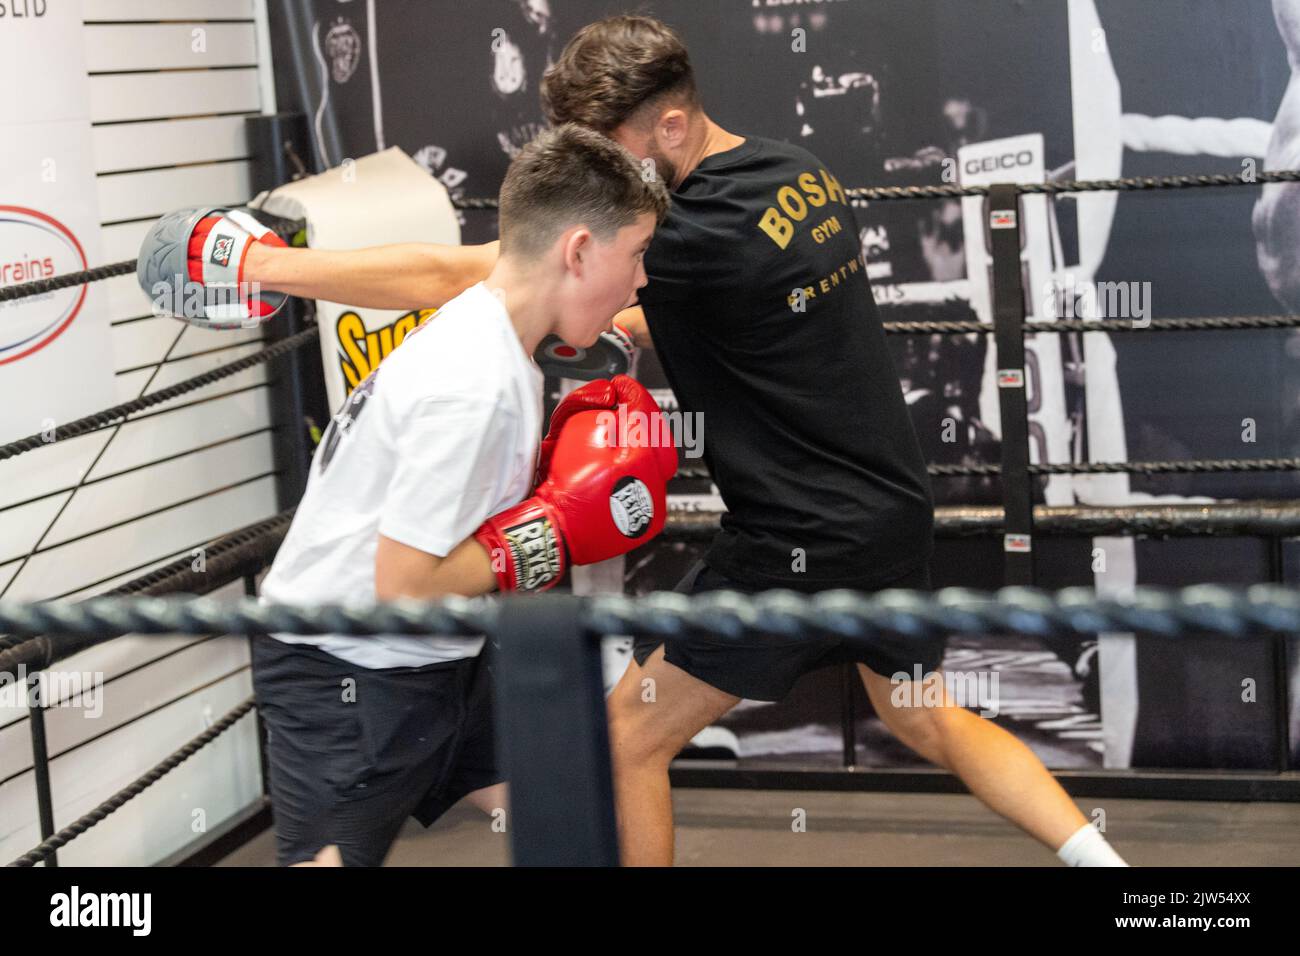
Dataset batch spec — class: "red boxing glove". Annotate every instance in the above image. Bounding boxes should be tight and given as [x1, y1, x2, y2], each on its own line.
[475, 376, 678, 592]
[534, 373, 667, 486]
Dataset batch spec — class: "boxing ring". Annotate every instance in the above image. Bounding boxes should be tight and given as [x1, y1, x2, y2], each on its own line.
[3, 159, 1300, 866]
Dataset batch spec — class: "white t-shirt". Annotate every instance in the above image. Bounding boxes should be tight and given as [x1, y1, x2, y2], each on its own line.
[260, 283, 544, 668]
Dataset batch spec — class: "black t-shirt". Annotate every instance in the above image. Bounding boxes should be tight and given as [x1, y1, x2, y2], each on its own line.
[639, 136, 933, 590]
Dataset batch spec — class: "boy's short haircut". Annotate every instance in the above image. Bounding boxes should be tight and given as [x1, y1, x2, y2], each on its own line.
[541, 15, 697, 133]
[498, 123, 669, 258]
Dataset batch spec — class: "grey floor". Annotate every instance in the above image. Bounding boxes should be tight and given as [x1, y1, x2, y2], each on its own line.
[217, 788, 1300, 866]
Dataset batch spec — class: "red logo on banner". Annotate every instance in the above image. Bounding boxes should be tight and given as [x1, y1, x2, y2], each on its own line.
[0, 206, 89, 366]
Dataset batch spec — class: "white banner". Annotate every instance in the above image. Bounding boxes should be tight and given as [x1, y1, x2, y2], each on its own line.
[254, 147, 461, 413]
[0, 1, 114, 445]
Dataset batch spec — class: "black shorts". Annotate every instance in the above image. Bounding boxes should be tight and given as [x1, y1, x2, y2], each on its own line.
[251, 635, 500, 866]
[632, 561, 946, 702]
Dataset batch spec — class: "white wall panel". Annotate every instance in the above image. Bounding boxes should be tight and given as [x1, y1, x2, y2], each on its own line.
[90, 69, 259, 122]
[99, 161, 253, 223]
[84, 0, 255, 20]
[93, 116, 251, 174]
[85, 22, 257, 72]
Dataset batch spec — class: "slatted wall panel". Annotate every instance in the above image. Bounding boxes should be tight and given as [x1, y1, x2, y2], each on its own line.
[0, 0, 279, 866]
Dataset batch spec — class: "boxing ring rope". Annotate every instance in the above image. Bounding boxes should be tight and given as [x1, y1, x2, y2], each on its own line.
[885, 314, 1300, 334]
[9, 499, 1300, 672]
[1, 586, 1297, 866]
[0, 328, 319, 462]
[10, 163, 1300, 310]
[0, 510, 292, 867]
[7, 698, 257, 868]
[5, 162, 1300, 864]
[665, 500, 1300, 540]
[845, 169, 1300, 203]
[6, 587, 1300, 646]
[677, 456, 1300, 480]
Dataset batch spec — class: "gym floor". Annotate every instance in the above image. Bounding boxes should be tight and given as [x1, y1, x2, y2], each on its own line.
[216, 788, 1300, 866]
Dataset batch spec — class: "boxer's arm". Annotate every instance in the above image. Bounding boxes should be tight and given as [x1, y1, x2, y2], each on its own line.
[615, 305, 655, 349]
[243, 240, 499, 310]
[374, 533, 497, 600]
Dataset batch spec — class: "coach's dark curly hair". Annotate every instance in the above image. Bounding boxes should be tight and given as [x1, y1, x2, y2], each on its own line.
[541, 15, 698, 133]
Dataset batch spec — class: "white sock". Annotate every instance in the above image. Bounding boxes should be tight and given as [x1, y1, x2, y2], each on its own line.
[1056, 823, 1129, 867]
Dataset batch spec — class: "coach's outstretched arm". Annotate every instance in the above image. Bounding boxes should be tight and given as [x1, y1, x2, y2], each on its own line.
[138, 205, 502, 315]
[243, 239, 500, 310]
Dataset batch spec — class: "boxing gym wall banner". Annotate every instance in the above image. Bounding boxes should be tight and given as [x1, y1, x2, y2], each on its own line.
[0, 0, 114, 445]
[251, 147, 460, 413]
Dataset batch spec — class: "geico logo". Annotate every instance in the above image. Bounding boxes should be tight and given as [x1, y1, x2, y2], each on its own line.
[337, 309, 434, 389]
[965, 151, 1034, 175]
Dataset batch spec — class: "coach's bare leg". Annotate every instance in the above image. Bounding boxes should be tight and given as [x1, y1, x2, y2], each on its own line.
[861, 666, 1086, 850]
[606, 646, 738, 866]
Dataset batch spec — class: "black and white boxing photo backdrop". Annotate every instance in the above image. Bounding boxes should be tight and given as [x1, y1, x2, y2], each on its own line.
[266, 0, 1300, 771]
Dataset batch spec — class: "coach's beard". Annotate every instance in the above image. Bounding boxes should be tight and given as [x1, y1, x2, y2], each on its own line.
[646, 145, 679, 190]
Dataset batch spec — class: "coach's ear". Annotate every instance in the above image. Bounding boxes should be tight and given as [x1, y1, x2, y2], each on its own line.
[651, 107, 689, 153]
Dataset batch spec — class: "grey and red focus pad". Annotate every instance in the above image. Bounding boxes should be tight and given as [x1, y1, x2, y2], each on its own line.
[535, 324, 635, 381]
[137, 206, 288, 329]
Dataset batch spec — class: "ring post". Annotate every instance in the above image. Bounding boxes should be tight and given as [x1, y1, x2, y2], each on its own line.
[988, 183, 1035, 585]
[493, 594, 619, 866]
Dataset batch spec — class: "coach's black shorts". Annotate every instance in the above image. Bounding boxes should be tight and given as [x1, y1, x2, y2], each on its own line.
[251, 635, 500, 867]
[632, 561, 945, 702]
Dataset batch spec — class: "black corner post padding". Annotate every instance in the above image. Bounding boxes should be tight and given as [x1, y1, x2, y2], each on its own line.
[493, 594, 619, 866]
[245, 112, 330, 512]
[987, 183, 1035, 586]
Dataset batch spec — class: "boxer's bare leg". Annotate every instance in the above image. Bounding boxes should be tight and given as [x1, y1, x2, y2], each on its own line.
[465, 783, 508, 814]
[291, 844, 343, 867]
[861, 667, 1089, 852]
[606, 647, 738, 866]
[289, 786, 507, 868]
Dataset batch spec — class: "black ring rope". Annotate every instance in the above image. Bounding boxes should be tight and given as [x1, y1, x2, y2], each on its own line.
[443, 169, 1300, 212]
[679, 457, 1300, 480]
[0, 327, 319, 461]
[0, 510, 294, 673]
[0, 324, 189, 601]
[6, 698, 256, 867]
[0, 259, 137, 303]
[1, 586, 1298, 643]
[6, 167, 1297, 308]
[449, 195, 502, 211]
[4, 579, 1296, 864]
[846, 169, 1300, 203]
[663, 501, 1300, 541]
[927, 457, 1300, 478]
[882, 315, 1300, 335]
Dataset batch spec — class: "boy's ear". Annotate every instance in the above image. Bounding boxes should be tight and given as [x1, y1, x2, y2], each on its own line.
[562, 227, 592, 272]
